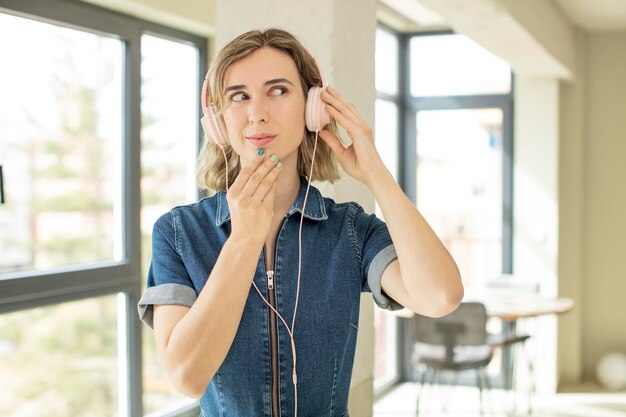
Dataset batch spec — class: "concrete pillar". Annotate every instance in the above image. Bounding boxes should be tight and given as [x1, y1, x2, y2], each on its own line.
[514, 75, 560, 395]
[215, 1, 378, 415]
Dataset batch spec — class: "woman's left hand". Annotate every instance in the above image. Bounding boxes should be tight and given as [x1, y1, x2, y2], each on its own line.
[318, 86, 386, 185]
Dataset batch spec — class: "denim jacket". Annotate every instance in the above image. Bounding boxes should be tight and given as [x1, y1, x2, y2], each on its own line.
[138, 178, 402, 417]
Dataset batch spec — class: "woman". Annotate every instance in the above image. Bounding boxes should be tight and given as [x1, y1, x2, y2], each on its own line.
[138, 28, 463, 417]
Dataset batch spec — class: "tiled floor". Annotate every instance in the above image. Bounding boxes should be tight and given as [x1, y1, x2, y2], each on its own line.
[373, 382, 626, 417]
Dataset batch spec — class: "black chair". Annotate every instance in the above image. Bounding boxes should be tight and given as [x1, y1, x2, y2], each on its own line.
[409, 302, 530, 416]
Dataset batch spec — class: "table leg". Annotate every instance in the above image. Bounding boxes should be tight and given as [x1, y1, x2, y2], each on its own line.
[501, 320, 518, 416]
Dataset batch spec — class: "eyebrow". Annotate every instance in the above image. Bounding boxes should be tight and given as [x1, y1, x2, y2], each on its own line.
[224, 78, 295, 93]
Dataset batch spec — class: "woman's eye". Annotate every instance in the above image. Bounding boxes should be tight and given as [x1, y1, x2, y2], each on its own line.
[230, 92, 248, 102]
[270, 86, 288, 96]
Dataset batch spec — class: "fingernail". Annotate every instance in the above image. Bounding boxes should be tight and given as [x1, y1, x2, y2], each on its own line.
[269, 154, 278, 162]
[276, 162, 282, 168]
[257, 148, 265, 156]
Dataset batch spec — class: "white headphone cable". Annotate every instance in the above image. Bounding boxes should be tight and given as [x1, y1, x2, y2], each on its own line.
[248, 129, 320, 417]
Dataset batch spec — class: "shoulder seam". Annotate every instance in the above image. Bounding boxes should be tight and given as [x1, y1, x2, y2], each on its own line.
[347, 203, 362, 263]
[170, 210, 182, 255]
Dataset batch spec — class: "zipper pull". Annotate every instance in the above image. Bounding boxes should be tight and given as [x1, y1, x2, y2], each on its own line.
[266, 270, 274, 290]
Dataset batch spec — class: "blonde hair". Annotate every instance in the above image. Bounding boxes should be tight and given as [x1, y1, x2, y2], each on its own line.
[196, 28, 340, 192]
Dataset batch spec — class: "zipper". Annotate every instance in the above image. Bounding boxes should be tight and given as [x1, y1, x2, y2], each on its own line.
[266, 266, 279, 417]
[265, 216, 287, 417]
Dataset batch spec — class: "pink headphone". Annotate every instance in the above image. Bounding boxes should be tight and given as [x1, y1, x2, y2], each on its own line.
[200, 49, 331, 147]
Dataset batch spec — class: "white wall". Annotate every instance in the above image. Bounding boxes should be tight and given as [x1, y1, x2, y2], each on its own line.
[557, 28, 587, 385]
[581, 30, 626, 379]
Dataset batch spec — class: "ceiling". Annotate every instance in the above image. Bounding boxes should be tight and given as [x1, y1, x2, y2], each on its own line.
[379, 0, 626, 32]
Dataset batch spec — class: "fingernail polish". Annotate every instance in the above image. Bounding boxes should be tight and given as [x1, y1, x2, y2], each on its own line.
[276, 162, 282, 168]
[269, 154, 278, 162]
[257, 148, 265, 156]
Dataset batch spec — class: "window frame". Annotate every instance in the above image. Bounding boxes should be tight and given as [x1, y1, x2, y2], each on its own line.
[0, 0, 207, 415]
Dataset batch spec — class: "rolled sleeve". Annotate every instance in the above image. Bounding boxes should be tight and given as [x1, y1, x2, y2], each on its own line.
[367, 245, 403, 311]
[139, 211, 197, 329]
[352, 204, 405, 311]
[137, 283, 198, 328]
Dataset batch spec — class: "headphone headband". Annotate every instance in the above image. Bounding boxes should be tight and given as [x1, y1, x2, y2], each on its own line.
[307, 49, 327, 88]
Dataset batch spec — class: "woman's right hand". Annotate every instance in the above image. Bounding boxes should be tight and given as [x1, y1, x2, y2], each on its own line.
[226, 152, 282, 244]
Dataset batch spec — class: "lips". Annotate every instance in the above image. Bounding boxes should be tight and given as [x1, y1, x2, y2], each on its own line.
[247, 134, 276, 148]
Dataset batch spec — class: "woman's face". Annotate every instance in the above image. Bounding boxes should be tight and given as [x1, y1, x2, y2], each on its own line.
[222, 47, 307, 167]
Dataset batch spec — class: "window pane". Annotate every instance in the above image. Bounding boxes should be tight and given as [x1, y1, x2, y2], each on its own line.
[415, 108, 503, 289]
[375, 99, 399, 183]
[410, 34, 511, 96]
[374, 308, 398, 390]
[0, 296, 118, 416]
[373, 99, 400, 390]
[375, 28, 399, 95]
[0, 12, 124, 275]
[140, 34, 199, 414]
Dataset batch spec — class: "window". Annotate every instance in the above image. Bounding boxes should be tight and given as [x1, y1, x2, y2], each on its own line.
[140, 33, 200, 414]
[415, 108, 505, 288]
[0, 11, 124, 275]
[373, 26, 401, 394]
[0, 1, 207, 415]
[0, 296, 119, 416]
[403, 31, 513, 385]
[407, 32, 513, 289]
[375, 27, 399, 96]
[409, 34, 511, 96]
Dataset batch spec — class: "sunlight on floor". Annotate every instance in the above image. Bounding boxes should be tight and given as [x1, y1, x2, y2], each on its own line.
[373, 382, 626, 417]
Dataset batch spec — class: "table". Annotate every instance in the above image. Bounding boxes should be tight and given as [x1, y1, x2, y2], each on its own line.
[394, 292, 574, 322]
[465, 291, 575, 322]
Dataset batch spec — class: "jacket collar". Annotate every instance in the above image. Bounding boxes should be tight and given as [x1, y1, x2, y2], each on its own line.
[216, 177, 328, 227]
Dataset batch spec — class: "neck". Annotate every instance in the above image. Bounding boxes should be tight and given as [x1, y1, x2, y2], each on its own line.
[274, 170, 301, 217]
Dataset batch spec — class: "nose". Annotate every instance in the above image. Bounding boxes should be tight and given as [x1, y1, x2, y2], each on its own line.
[248, 96, 269, 124]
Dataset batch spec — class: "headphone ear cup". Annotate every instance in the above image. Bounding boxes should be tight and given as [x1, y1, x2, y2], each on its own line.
[201, 107, 229, 148]
[305, 86, 330, 133]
